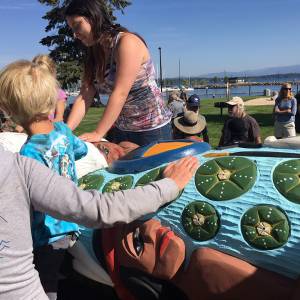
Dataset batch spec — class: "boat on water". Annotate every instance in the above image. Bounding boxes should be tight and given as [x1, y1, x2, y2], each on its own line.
[182, 86, 194, 91]
[162, 86, 194, 93]
[162, 86, 180, 92]
[67, 90, 80, 97]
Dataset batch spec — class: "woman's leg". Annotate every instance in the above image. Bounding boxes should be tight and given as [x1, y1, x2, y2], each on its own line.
[283, 122, 296, 138]
[274, 121, 283, 139]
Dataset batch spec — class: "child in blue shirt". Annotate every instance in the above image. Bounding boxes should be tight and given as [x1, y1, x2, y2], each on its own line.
[0, 59, 87, 299]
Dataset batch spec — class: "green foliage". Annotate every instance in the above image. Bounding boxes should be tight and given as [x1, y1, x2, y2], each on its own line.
[38, 0, 131, 86]
[212, 76, 219, 84]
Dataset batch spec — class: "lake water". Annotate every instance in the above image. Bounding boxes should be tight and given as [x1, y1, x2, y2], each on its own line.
[193, 84, 300, 99]
[67, 83, 300, 106]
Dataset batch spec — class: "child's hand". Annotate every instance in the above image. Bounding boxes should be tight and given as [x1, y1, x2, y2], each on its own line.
[163, 156, 199, 190]
[79, 131, 103, 143]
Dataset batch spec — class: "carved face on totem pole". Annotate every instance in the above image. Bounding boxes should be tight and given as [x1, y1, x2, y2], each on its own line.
[115, 219, 185, 279]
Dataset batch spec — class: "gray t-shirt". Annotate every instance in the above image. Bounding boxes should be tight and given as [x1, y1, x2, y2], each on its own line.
[0, 146, 178, 299]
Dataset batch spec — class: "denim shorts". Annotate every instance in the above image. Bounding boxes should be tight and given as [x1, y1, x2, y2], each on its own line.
[110, 122, 173, 146]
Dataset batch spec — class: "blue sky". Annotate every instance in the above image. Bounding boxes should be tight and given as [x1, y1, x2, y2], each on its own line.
[1, 0, 300, 77]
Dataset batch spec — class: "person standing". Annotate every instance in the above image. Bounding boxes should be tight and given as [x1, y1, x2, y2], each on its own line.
[65, 0, 172, 146]
[273, 83, 297, 138]
[168, 91, 185, 119]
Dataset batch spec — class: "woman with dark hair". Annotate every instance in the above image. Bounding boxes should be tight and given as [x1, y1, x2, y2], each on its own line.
[65, 0, 172, 146]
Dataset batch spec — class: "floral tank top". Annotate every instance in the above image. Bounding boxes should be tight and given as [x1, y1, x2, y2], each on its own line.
[95, 33, 172, 132]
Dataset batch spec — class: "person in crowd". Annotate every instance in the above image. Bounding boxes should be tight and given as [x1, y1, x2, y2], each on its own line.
[65, 0, 172, 146]
[273, 83, 297, 139]
[0, 141, 198, 299]
[173, 110, 209, 143]
[32, 54, 67, 122]
[184, 94, 202, 113]
[168, 91, 185, 119]
[180, 89, 188, 102]
[174, 94, 209, 143]
[294, 91, 300, 133]
[219, 96, 261, 147]
[222, 117, 249, 146]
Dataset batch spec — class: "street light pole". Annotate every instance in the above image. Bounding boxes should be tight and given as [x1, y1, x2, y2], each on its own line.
[178, 58, 181, 88]
[158, 47, 163, 92]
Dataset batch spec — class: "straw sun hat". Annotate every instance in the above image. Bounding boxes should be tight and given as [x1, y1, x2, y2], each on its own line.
[174, 110, 206, 135]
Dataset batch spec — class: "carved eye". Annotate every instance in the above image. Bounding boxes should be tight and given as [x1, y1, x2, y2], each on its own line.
[133, 227, 144, 256]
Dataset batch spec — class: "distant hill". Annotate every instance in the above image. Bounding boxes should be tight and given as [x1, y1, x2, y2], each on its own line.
[201, 65, 300, 78]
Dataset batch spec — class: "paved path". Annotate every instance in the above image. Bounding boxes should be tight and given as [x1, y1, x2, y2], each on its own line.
[245, 97, 275, 106]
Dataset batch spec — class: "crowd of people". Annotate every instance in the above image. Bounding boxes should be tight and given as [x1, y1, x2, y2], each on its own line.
[167, 82, 300, 146]
[0, 0, 299, 299]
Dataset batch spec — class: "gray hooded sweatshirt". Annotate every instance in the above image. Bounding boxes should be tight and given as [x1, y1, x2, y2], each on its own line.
[0, 146, 178, 299]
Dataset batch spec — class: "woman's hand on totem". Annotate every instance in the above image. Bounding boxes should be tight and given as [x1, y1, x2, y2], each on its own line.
[163, 156, 199, 190]
[79, 131, 103, 143]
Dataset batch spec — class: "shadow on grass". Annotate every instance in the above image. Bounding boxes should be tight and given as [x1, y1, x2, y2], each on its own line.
[250, 113, 274, 127]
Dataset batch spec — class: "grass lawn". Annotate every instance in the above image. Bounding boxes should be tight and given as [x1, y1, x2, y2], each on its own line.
[74, 97, 275, 148]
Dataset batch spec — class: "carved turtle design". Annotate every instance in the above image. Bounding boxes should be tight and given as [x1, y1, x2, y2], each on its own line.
[195, 157, 257, 201]
[135, 167, 182, 203]
[135, 167, 164, 187]
[78, 173, 104, 191]
[241, 205, 290, 250]
[273, 159, 300, 204]
[102, 176, 134, 193]
[181, 201, 220, 241]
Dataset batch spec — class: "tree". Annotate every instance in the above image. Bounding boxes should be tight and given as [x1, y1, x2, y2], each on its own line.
[212, 76, 219, 84]
[38, 0, 131, 88]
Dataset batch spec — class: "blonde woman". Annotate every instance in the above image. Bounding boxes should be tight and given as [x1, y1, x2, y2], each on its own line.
[32, 54, 67, 122]
[273, 83, 297, 138]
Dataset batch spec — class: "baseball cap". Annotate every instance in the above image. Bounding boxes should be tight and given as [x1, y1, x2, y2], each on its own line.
[187, 94, 200, 107]
[226, 96, 244, 106]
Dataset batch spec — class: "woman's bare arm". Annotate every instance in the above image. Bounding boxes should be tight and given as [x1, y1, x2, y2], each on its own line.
[79, 33, 148, 142]
[53, 100, 66, 122]
[67, 84, 96, 130]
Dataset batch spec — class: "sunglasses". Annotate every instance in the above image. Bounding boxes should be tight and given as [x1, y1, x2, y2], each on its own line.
[283, 88, 292, 91]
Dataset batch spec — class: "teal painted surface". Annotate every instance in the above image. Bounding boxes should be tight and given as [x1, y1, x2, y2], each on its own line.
[84, 146, 300, 279]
